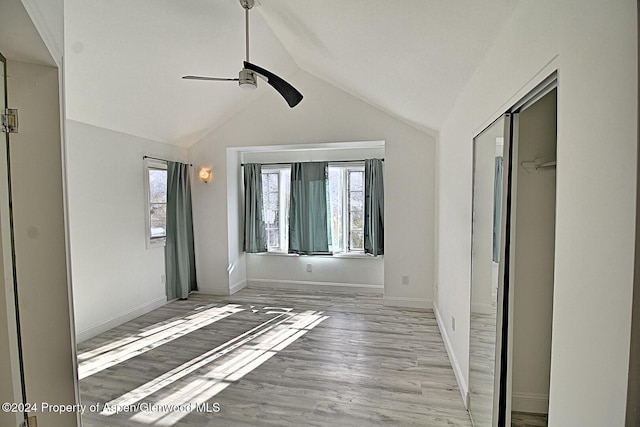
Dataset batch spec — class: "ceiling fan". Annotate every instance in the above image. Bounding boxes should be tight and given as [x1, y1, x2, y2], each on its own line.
[183, 0, 303, 108]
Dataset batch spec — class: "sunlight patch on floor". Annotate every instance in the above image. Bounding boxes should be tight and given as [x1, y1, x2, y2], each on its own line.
[77, 304, 244, 379]
[95, 308, 327, 426]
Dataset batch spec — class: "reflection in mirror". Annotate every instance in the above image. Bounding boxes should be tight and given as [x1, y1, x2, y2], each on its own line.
[469, 116, 504, 427]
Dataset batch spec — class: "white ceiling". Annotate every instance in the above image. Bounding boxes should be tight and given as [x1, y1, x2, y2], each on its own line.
[65, 0, 519, 147]
[0, 0, 56, 67]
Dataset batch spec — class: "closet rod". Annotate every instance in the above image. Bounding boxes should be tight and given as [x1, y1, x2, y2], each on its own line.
[143, 155, 193, 166]
[241, 159, 384, 167]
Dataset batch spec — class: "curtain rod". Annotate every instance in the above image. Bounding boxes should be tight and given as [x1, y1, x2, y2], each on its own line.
[240, 159, 384, 167]
[143, 155, 193, 167]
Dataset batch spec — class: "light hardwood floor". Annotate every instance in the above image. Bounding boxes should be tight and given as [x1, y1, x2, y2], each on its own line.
[468, 311, 497, 427]
[77, 287, 473, 427]
[511, 412, 548, 427]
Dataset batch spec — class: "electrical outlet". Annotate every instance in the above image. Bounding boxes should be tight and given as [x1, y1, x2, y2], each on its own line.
[452, 315, 456, 332]
[306, 263, 312, 273]
[402, 275, 409, 285]
[161, 274, 166, 284]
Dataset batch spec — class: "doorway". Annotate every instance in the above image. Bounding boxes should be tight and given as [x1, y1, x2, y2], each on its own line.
[509, 88, 557, 426]
[0, 50, 26, 427]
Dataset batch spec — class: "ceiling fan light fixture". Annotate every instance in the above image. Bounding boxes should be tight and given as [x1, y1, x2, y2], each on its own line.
[238, 69, 257, 90]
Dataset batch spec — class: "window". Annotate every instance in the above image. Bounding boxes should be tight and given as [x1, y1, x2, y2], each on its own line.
[346, 168, 365, 251]
[145, 159, 167, 247]
[260, 163, 364, 254]
[261, 167, 290, 252]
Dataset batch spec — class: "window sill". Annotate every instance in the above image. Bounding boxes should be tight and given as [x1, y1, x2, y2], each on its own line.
[247, 252, 382, 259]
[333, 253, 383, 259]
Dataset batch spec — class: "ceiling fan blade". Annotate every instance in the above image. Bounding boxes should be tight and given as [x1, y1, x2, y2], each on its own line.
[243, 62, 303, 108]
[182, 76, 239, 81]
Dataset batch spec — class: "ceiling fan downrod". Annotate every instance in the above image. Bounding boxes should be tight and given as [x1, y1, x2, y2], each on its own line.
[239, 0, 256, 88]
[240, 0, 254, 62]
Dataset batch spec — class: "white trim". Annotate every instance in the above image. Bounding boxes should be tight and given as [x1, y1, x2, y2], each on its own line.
[247, 279, 383, 294]
[434, 304, 469, 409]
[511, 392, 549, 414]
[474, 56, 558, 138]
[75, 296, 167, 343]
[59, 57, 83, 426]
[229, 279, 247, 295]
[240, 140, 385, 155]
[383, 296, 432, 310]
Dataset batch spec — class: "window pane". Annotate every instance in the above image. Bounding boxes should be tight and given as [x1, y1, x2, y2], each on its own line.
[150, 203, 166, 237]
[264, 209, 278, 226]
[350, 191, 363, 208]
[268, 192, 279, 210]
[268, 229, 280, 248]
[261, 169, 289, 252]
[350, 230, 364, 250]
[149, 169, 167, 203]
[328, 167, 344, 252]
[349, 171, 363, 192]
[268, 173, 279, 192]
[350, 209, 364, 229]
[281, 169, 291, 251]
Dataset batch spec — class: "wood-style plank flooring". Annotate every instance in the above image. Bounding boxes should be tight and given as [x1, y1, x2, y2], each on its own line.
[511, 412, 548, 427]
[468, 311, 497, 427]
[77, 287, 472, 426]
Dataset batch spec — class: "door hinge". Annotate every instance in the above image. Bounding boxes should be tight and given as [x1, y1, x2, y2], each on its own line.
[1, 109, 18, 133]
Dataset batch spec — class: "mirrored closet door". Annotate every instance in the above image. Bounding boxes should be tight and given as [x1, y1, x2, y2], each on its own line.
[468, 115, 506, 427]
[468, 74, 557, 427]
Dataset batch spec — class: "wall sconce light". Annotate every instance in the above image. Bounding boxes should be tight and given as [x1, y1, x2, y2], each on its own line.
[198, 167, 212, 183]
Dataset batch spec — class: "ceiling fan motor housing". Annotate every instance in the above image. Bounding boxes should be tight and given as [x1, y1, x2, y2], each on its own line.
[239, 68, 257, 89]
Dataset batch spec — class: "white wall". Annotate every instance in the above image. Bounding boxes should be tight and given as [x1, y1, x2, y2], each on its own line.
[436, 1, 637, 425]
[8, 60, 77, 427]
[511, 89, 556, 414]
[224, 148, 246, 294]
[189, 69, 435, 308]
[66, 120, 187, 341]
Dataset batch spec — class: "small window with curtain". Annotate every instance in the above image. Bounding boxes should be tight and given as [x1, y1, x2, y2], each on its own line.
[144, 158, 168, 248]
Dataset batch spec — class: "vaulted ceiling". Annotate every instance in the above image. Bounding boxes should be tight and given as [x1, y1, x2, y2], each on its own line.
[64, 0, 519, 147]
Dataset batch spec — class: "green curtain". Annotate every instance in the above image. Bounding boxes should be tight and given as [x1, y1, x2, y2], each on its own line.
[364, 158, 384, 256]
[243, 163, 267, 253]
[492, 156, 504, 263]
[289, 162, 330, 255]
[165, 161, 197, 300]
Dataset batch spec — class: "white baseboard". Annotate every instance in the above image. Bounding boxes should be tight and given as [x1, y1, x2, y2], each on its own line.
[229, 279, 247, 295]
[434, 304, 469, 409]
[247, 279, 383, 294]
[512, 392, 549, 414]
[76, 295, 167, 343]
[383, 296, 432, 310]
